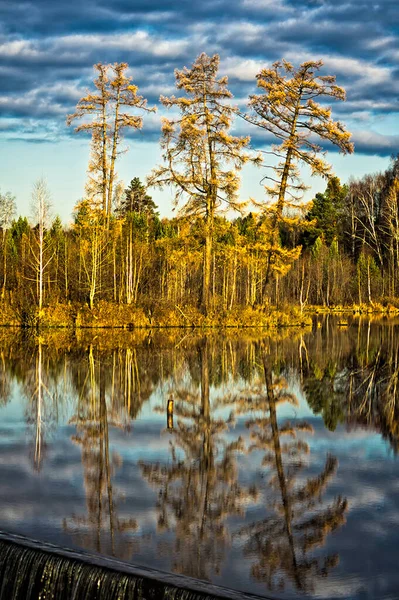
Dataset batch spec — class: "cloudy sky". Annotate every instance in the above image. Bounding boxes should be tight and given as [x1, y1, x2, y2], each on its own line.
[1, 0, 398, 221]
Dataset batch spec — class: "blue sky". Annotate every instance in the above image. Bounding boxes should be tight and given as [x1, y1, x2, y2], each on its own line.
[0, 0, 398, 222]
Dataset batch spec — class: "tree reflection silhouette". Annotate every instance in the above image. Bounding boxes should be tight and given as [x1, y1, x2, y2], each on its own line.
[303, 321, 399, 452]
[140, 337, 251, 581]
[236, 347, 347, 594]
[0, 346, 11, 407]
[64, 346, 138, 559]
[5, 325, 399, 593]
[23, 338, 59, 471]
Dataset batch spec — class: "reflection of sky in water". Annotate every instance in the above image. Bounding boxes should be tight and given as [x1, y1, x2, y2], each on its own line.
[0, 329, 399, 600]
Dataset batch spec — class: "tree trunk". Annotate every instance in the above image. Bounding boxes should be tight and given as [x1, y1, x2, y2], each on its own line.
[201, 217, 213, 314]
[1, 230, 7, 300]
[107, 85, 121, 224]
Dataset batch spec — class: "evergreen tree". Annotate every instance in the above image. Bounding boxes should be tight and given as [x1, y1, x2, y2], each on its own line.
[303, 177, 347, 248]
[118, 178, 158, 217]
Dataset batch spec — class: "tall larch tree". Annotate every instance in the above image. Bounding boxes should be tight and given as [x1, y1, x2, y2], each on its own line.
[67, 64, 110, 215]
[107, 63, 155, 221]
[67, 63, 155, 222]
[149, 53, 260, 314]
[247, 60, 354, 289]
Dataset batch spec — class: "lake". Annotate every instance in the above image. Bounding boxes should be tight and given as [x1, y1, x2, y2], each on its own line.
[0, 317, 398, 600]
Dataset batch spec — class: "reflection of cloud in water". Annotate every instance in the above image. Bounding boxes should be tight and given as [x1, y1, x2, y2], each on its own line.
[0, 328, 399, 598]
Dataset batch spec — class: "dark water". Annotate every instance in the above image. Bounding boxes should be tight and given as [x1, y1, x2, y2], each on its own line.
[0, 317, 399, 600]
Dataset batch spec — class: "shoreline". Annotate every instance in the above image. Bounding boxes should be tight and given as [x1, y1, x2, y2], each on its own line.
[1, 300, 398, 329]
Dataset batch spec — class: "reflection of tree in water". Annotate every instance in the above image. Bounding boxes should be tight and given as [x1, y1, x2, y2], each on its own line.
[68, 344, 154, 425]
[22, 338, 59, 471]
[237, 348, 347, 595]
[303, 359, 348, 432]
[0, 346, 11, 406]
[304, 321, 399, 452]
[64, 346, 138, 559]
[0, 331, 71, 471]
[140, 337, 252, 581]
[109, 346, 154, 421]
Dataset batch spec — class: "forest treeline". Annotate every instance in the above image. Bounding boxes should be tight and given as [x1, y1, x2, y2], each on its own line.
[0, 53, 398, 326]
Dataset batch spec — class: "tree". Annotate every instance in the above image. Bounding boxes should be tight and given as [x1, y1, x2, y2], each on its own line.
[384, 176, 399, 295]
[119, 177, 158, 217]
[0, 190, 16, 299]
[236, 348, 347, 594]
[247, 60, 354, 288]
[115, 178, 158, 305]
[73, 199, 108, 309]
[303, 176, 347, 248]
[9, 216, 30, 300]
[48, 216, 68, 301]
[30, 178, 52, 311]
[67, 63, 155, 222]
[149, 53, 259, 313]
[140, 337, 249, 579]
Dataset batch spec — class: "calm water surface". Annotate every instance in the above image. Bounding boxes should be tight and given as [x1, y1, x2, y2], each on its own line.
[0, 318, 399, 599]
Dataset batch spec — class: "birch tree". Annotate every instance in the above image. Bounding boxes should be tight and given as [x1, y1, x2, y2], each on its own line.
[0, 190, 16, 299]
[30, 178, 52, 311]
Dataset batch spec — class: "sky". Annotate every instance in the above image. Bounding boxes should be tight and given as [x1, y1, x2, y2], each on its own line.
[0, 0, 398, 222]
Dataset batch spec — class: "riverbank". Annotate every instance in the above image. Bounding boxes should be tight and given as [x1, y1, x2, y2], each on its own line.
[0, 300, 312, 329]
[1, 300, 398, 329]
[309, 300, 399, 315]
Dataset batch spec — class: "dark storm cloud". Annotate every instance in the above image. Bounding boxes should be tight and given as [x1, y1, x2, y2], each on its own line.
[0, 0, 398, 155]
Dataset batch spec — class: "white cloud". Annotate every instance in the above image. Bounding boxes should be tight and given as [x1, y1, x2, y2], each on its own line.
[221, 57, 264, 82]
[57, 31, 189, 59]
[365, 35, 396, 50]
[351, 130, 399, 152]
[322, 56, 391, 85]
[241, 0, 288, 12]
[0, 39, 38, 58]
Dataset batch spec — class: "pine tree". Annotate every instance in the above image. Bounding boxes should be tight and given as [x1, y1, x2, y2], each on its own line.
[303, 177, 347, 247]
[118, 178, 158, 217]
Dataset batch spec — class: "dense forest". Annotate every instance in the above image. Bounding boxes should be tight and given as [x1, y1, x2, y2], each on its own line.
[1, 53, 398, 327]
